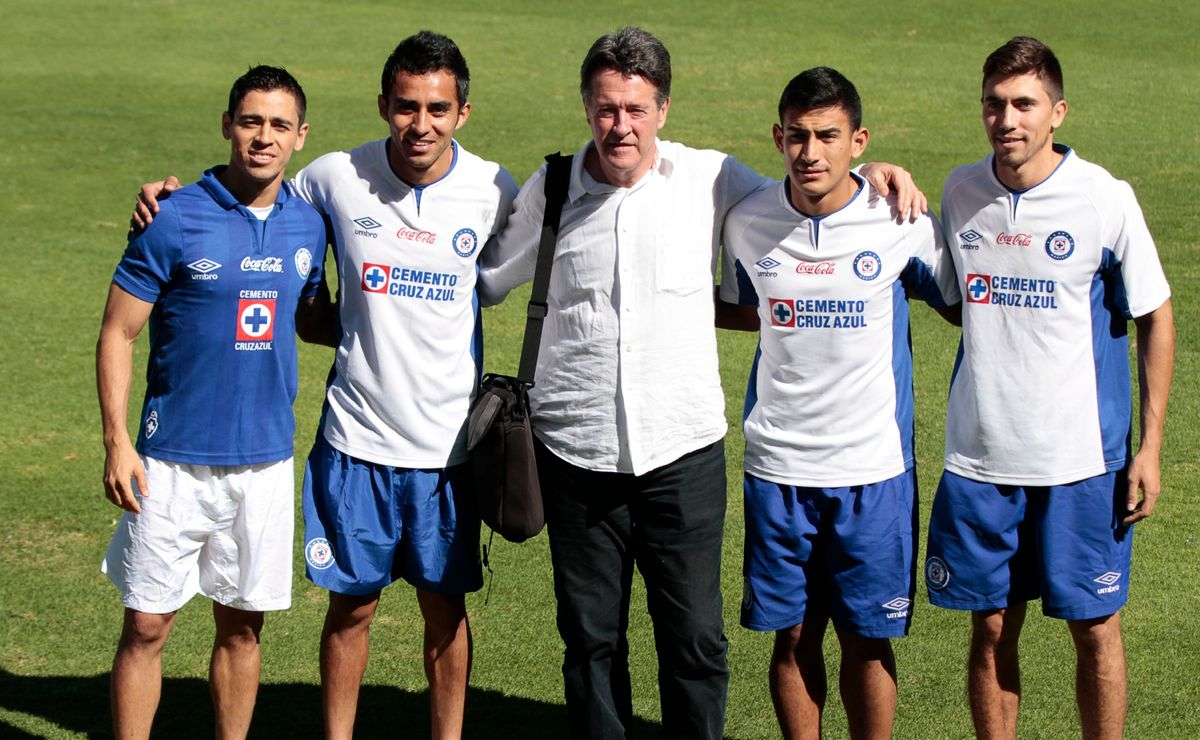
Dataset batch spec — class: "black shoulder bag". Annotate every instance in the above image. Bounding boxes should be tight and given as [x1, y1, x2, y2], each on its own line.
[466, 152, 572, 543]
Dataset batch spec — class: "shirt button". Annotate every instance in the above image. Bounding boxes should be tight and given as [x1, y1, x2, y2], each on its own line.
[625, 345, 632, 352]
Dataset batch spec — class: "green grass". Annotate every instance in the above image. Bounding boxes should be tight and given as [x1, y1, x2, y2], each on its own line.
[2, 0, 1198, 737]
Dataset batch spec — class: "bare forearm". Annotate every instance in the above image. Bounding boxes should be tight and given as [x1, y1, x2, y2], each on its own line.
[1135, 299, 1175, 454]
[96, 328, 136, 449]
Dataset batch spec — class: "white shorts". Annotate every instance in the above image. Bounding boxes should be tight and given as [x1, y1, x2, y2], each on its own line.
[101, 455, 295, 613]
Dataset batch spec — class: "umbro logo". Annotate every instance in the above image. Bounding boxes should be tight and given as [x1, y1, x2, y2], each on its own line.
[188, 258, 221, 273]
[882, 597, 911, 619]
[1094, 571, 1122, 594]
[187, 258, 221, 281]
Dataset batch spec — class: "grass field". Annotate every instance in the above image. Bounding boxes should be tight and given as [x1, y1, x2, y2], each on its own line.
[2, 1, 1198, 737]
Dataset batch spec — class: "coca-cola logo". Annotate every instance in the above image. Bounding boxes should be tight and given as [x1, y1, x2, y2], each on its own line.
[397, 228, 438, 244]
[241, 256, 284, 272]
[795, 261, 836, 276]
[996, 232, 1032, 247]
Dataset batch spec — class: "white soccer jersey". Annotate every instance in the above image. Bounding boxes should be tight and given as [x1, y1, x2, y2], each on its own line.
[720, 178, 956, 488]
[940, 146, 1170, 485]
[293, 140, 518, 467]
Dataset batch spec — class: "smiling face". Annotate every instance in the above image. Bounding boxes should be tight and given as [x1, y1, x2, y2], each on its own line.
[583, 68, 669, 188]
[982, 71, 1067, 189]
[220, 88, 308, 207]
[773, 104, 868, 216]
[378, 69, 470, 186]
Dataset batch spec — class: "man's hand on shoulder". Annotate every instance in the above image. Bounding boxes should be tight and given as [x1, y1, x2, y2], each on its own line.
[130, 176, 183, 232]
[860, 162, 928, 223]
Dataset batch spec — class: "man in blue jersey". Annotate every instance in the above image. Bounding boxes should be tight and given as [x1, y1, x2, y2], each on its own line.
[98, 66, 325, 739]
[927, 37, 1175, 739]
[715, 67, 958, 739]
[132, 33, 517, 739]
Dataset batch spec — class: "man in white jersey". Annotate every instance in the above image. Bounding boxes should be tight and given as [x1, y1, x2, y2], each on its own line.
[716, 66, 957, 740]
[134, 32, 517, 740]
[478, 28, 926, 739]
[926, 37, 1175, 740]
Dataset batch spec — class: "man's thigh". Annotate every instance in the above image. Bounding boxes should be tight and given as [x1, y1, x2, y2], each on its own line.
[925, 471, 1038, 611]
[537, 440, 635, 621]
[1036, 470, 1131, 620]
[103, 455, 293, 613]
[630, 441, 727, 630]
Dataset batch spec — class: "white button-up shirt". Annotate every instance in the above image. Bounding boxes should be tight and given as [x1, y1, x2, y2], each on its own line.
[480, 139, 768, 475]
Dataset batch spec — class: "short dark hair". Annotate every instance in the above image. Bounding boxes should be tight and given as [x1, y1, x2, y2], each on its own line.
[777, 67, 862, 130]
[380, 30, 470, 105]
[982, 36, 1063, 101]
[227, 65, 307, 123]
[580, 26, 671, 108]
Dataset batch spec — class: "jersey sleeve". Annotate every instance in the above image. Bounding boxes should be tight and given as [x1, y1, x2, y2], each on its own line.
[291, 157, 330, 215]
[715, 156, 772, 224]
[1105, 180, 1170, 318]
[301, 217, 329, 299]
[901, 212, 958, 307]
[718, 212, 758, 306]
[113, 205, 181, 303]
[937, 190, 964, 305]
[476, 163, 545, 306]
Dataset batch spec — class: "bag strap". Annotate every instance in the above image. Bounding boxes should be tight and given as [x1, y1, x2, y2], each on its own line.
[517, 152, 573, 384]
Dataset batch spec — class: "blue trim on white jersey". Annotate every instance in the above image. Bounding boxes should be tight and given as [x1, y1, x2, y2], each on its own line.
[411, 141, 460, 213]
[743, 342, 763, 423]
[1092, 248, 1133, 470]
[890, 277, 915, 467]
[470, 283, 484, 382]
[733, 259, 758, 305]
[901, 255, 950, 309]
[783, 173, 866, 245]
[995, 144, 1074, 218]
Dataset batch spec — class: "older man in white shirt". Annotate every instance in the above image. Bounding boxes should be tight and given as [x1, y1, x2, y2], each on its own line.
[479, 27, 923, 739]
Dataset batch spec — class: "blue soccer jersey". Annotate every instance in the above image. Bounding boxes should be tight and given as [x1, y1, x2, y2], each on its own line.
[114, 166, 326, 466]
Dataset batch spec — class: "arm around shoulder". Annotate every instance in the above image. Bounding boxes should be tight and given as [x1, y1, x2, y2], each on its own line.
[476, 168, 546, 306]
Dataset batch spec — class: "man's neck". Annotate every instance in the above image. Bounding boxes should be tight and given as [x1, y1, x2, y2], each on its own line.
[218, 168, 281, 208]
[995, 144, 1064, 192]
[788, 174, 858, 218]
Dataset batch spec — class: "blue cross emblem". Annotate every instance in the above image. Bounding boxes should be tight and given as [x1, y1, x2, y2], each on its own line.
[771, 300, 793, 325]
[968, 278, 988, 300]
[243, 306, 270, 332]
[364, 268, 386, 290]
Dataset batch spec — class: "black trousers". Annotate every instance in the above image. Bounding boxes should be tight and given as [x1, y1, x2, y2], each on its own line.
[537, 439, 729, 739]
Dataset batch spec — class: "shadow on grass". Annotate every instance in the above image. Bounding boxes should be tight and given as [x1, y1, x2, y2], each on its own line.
[0, 668, 663, 738]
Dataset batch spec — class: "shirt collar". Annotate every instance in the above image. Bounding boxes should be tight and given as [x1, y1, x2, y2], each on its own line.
[567, 138, 673, 203]
[199, 165, 291, 211]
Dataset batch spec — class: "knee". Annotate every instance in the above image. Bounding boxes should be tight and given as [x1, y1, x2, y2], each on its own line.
[1068, 613, 1122, 656]
[325, 592, 381, 635]
[418, 592, 467, 623]
[118, 610, 173, 653]
[213, 607, 264, 650]
[971, 609, 1022, 655]
[838, 633, 893, 664]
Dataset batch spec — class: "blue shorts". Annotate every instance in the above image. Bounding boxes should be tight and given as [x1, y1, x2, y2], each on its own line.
[925, 470, 1132, 620]
[741, 470, 917, 638]
[301, 434, 482, 596]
